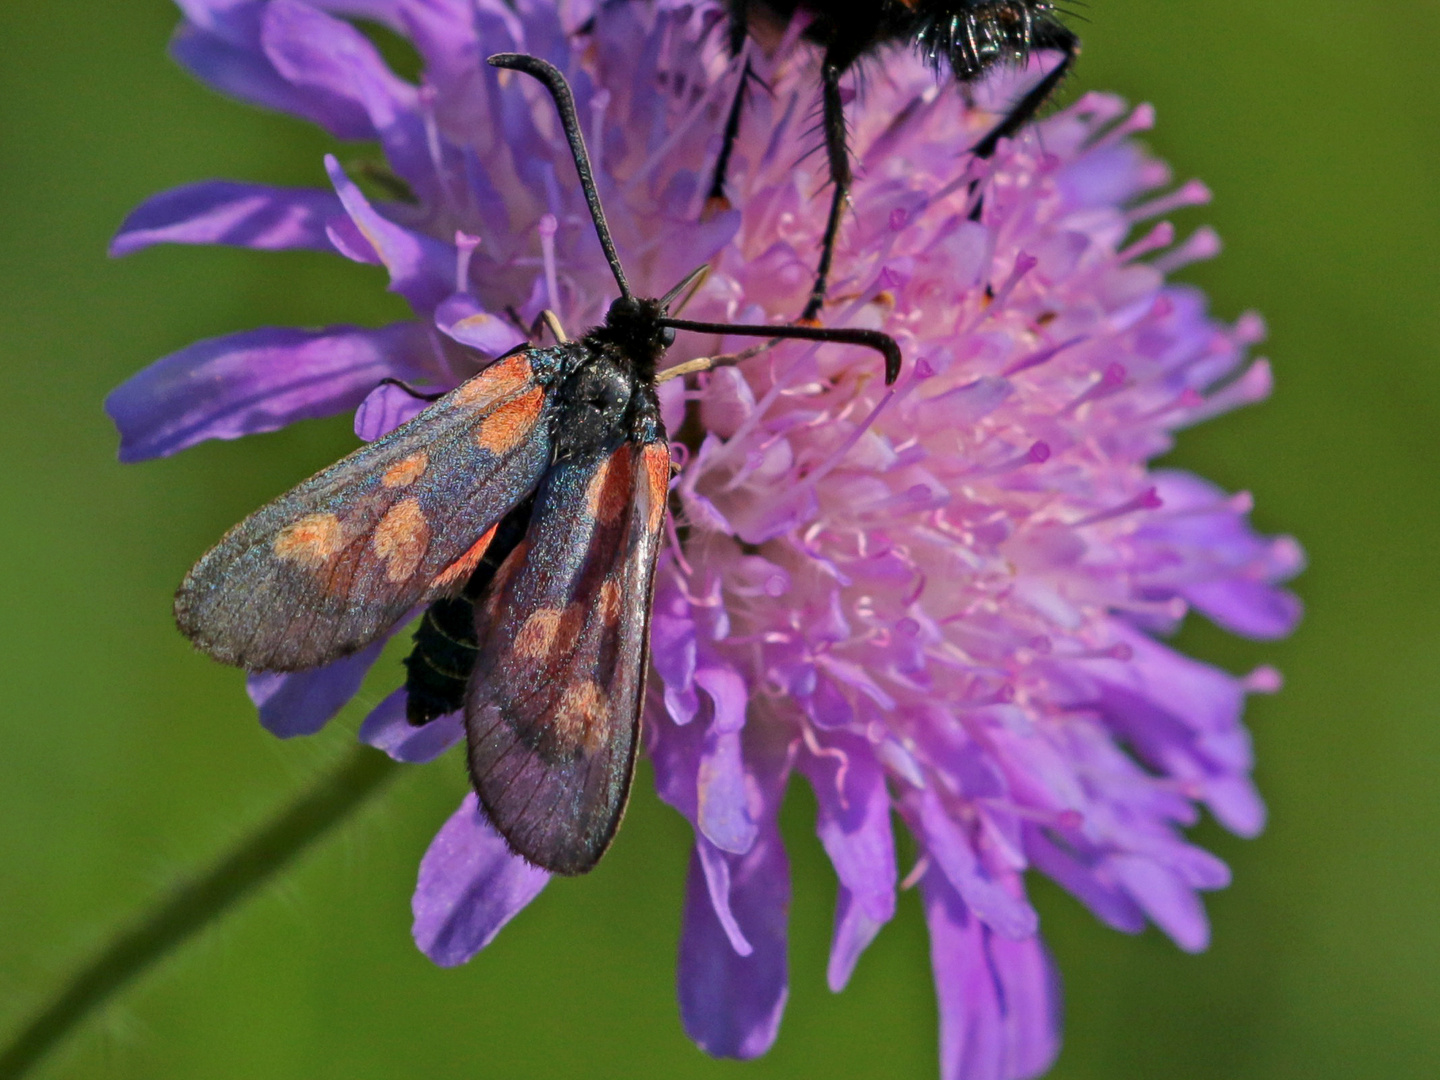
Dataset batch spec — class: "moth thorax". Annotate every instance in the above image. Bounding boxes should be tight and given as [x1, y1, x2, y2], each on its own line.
[917, 0, 1054, 78]
[553, 358, 634, 461]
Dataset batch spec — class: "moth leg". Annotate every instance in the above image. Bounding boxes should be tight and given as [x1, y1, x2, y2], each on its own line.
[799, 57, 852, 323]
[510, 307, 569, 345]
[375, 376, 445, 402]
[655, 341, 771, 384]
[538, 309, 569, 344]
[967, 25, 1079, 220]
[704, 56, 755, 215]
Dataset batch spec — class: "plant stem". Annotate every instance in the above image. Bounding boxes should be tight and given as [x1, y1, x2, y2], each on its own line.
[0, 744, 402, 1078]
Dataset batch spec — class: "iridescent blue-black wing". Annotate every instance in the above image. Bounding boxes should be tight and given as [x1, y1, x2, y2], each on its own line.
[465, 433, 671, 874]
[175, 351, 559, 671]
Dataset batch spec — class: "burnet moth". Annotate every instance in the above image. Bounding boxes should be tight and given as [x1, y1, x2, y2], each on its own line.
[174, 52, 903, 875]
[708, 0, 1079, 320]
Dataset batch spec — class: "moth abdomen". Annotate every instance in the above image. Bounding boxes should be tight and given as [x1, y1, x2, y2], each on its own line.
[404, 596, 480, 725]
[403, 498, 534, 726]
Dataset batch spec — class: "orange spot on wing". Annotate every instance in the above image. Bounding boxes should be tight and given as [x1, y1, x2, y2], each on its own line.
[382, 450, 429, 488]
[454, 352, 534, 406]
[598, 578, 623, 624]
[474, 385, 546, 454]
[373, 497, 430, 582]
[273, 513, 344, 569]
[513, 604, 586, 661]
[586, 448, 634, 526]
[481, 540, 528, 618]
[431, 524, 498, 590]
[642, 442, 671, 535]
[552, 680, 609, 753]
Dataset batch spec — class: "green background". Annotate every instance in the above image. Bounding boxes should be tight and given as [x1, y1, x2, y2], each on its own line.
[1, 0, 1436, 1076]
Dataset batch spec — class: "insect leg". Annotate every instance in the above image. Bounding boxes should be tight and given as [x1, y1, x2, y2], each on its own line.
[705, 57, 754, 215]
[800, 58, 853, 323]
[375, 377, 445, 402]
[969, 25, 1079, 161]
[966, 25, 1079, 220]
[537, 309, 570, 344]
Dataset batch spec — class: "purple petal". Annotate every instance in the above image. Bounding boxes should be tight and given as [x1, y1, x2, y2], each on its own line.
[1135, 470, 1303, 639]
[326, 214, 383, 264]
[1025, 828, 1145, 934]
[325, 156, 452, 312]
[649, 695, 705, 823]
[1180, 578, 1303, 640]
[694, 666, 757, 854]
[412, 793, 550, 967]
[107, 321, 431, 461]
[1203, 773, 1266, 838]
[696, 839, 752, 956]
[678, 830, 790, 1059]
[1092, 627, 1242, 737]
[261, 2, 432, 191]
[695, 666, 747, 734]
[434, 294, 527, 355]
[923, 871, 1062, 1080]
[171, 9, 378, 138]
[312, 0, 407, 23]
[353, 379, 432, 441]
[987, 932, 1065, 1080]
[650, 577, 700, 723]
[359, 687, 464, 763]
[110, 181, 344, 256]
[916, 788, 1039, 940]
[393, 0, 491, 105]
[799, 734, 897, 991]
[245, 639, 386, 737]
[697, 729, 756, 855]
[1107, 854, 1211, 952]
[678, 742, 791, 1058]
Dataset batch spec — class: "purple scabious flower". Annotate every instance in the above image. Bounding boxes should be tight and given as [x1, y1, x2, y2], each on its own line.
[109, 1, 1302, 1076]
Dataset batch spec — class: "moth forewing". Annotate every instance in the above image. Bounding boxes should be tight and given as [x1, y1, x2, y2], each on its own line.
[173, 349, 557, 672]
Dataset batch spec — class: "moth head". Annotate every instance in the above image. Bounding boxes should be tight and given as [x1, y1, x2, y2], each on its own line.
[602, 295, 674, 370]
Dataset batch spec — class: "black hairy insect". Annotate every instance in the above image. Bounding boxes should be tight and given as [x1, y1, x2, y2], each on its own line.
[173, 53, 901, 875]
[714, 0, 1080, 319]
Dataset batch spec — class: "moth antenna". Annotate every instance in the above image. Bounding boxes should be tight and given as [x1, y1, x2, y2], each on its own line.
[488, 53, 632, 300]
[659, 316, 903, 385]
[659, 264, 710, 314]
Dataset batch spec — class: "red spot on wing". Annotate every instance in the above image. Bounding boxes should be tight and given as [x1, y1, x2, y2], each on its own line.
[430, 523, 499, 590]
[273, 513, 345, 568]
[551, 680, 610, 755]
[641, 443, 671, 535]
[513, 604, 587, 661]
[474, 385, 546, 454]
[480, 540, 529, 621]
[597, 578, 623, 624]
[373, 498, 430, 582]
[454, 352, 534, 406]
[585, 447, 634, 525]
[382, 451, 428, 488]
